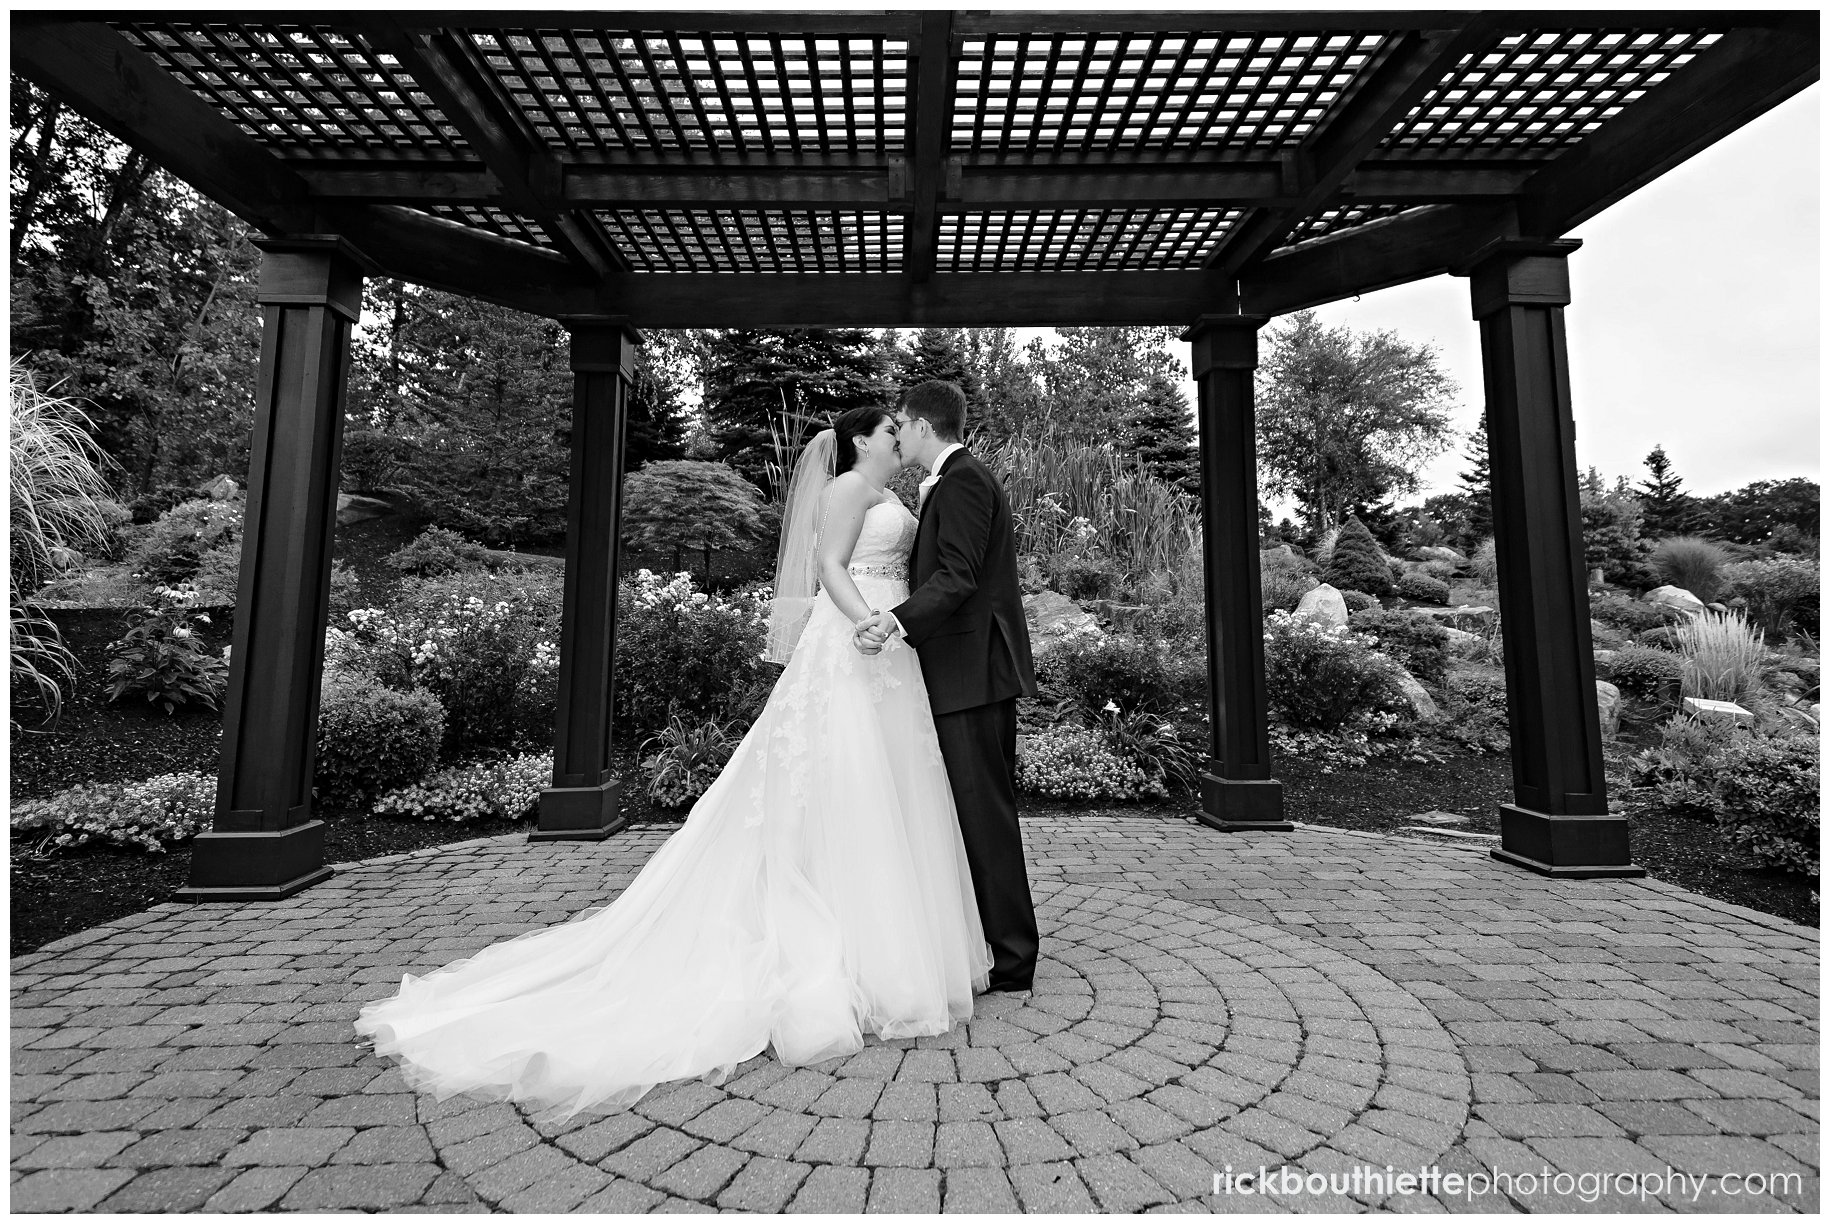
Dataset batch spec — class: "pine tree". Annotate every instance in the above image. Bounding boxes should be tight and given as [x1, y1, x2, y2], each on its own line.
[1637, 444, 1695, 537]
[1456, 414, 1493, 540]
[698, 328, 893, 492]
[961, 327, 1039, 448]
[899, 327, 981, 409]
[1322, 516, 1395, 597]
[1122, 370, 1198, 495]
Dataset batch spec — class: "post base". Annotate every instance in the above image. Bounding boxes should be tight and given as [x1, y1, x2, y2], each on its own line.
[534, 779, 629, 841]
[177, 821, 333, 901]
[1196, 773, 1291, 832]
[1490, 803, 1646, 878]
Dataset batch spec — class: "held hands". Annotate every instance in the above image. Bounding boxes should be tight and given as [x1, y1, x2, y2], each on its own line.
[852, 610, 896, 655]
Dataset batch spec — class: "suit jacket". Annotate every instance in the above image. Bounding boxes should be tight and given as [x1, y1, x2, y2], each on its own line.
[892, 448, 1039, 716]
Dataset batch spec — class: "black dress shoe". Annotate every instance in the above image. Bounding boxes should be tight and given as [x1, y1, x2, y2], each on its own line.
[986, 978, 1033, 994]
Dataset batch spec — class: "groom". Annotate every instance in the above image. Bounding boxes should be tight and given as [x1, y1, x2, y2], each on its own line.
[854, 381, 1041, 993]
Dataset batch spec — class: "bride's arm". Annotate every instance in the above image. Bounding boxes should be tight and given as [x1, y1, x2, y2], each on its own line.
[816, 474, 878, 624]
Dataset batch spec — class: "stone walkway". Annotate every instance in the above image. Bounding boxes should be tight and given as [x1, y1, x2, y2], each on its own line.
[10, 816, 1819, 1213]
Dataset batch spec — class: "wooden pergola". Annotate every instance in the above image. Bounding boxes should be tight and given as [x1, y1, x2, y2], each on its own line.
[16, 11, 1817, 898]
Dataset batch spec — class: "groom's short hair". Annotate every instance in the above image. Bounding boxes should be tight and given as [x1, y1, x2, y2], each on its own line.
[901, 381, 966, 442]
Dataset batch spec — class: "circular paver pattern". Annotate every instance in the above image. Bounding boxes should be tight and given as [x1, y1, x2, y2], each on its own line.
[418, 879, 1470, 1213]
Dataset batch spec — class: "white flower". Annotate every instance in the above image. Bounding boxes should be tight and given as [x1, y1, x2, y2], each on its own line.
[1104, 700, 1120, 713]
[171, 626, 192, 639]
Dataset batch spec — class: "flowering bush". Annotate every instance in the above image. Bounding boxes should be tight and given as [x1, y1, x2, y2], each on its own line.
[640, 713, 740, 808]
[371, 752, 551, 823]
[1017, 726, 1167, 801]
[105, 584, 228, 714]
[11, 771, 214, 857]
[315, 671, 446, 810]
[616, 570, 772, 741]
[330, 568, 562, 755]
[1262, 610, 1401, 730]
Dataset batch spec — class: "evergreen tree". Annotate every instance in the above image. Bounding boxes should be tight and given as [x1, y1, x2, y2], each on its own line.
[1321, 516, 1395, 597]
[1456, 413, 1493, 540]
[898, 327, 980, 409]
[1637, 444, 1695, 537]
[625, 330, 692, 469]
[698, 328, 893, 492]
[1122, 370, 1198, 495]
[961, 327, 1039, 448]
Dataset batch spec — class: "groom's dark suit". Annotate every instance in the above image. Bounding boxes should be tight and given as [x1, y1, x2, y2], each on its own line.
[892, 447, 1040, 990]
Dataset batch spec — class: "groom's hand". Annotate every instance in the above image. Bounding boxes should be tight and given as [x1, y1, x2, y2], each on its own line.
[853, 610, 894, 654]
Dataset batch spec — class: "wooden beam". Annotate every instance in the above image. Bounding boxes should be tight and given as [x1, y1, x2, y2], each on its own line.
[359, 11, 925, 36]
[1516, 20, 1819, 237]
[12, 21, 318, 236]
[903, 11, 955, 282]
[1207, 18, 1494, 275]
[951, 10, 1805, 35]
[330, 205, 592, 316]
[299, 168, 505, 203]
[353, 19, 628, 277]
[563, 167, 895, 208]
[1239, 202, 1519, 316]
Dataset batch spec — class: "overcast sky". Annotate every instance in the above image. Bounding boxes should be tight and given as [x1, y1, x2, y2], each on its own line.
[1022, 81, 1819, 512]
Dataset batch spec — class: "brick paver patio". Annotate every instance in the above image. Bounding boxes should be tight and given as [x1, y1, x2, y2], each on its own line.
[11, 815, 1819, 1213]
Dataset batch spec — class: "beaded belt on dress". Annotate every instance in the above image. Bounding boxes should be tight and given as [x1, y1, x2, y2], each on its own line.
[848, 564, 904, 578]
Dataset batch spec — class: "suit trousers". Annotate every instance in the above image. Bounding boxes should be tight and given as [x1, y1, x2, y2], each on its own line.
[932, 697, 1039, 989]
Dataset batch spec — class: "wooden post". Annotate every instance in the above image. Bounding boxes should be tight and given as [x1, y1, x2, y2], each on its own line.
[535, 319, 640, 839]
[179, 237, 362, 900]
[1183, 314, 1290, 831]
[1459, 238, 1644, 878]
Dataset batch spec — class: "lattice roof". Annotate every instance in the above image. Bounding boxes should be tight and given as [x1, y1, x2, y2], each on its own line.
[17, 10, 1817, 324]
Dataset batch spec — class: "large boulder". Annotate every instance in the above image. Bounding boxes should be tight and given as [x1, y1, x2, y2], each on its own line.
[336, 493, 397, 526]
[1293, 583, 1349, 629]
[1440, 625, 1484, 657]
[1416, 546, 1466, 565]
[1642, 585, 1706, 617]
[199, 474, 240, 501]
[1595, 680, 1622, 740]
[1414, 604, 1496, 631]
[1388, 668, 1440, 722]
[1024, 590, 1101, 652]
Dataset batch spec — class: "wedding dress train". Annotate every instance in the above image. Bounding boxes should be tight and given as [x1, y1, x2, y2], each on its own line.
[355, 498, 991, 1122]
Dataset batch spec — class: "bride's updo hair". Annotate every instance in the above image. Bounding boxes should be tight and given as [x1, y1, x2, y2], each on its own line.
[831, 406, 891, 475]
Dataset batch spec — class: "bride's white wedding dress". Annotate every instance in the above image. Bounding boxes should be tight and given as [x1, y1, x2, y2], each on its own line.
[355, 497, 991, 1122]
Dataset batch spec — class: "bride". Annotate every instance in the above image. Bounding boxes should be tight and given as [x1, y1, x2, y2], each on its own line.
[354, 405, 992, 1122]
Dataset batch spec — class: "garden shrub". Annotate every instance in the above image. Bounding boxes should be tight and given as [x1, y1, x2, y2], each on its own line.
[1262, 610, 1399, 730]
[371, 752, 551, 823]
[1652, 535, 1731, 604]
[1047, 549, 1124, 602]
[1396, 571, 1451, 605]
[1036, 631, 1177, 717]
[1348, 609, 1451, 687]
[617, 570, 772, 741]
[1713, 733, 1820, 877]
[640, 713, 740, 809]
[1259, 566, 1317, 615]
[1339, 589, 1379, 614]
[1725, 556, 1819, 638]
[1017, 726, 1167, 800]
[315, 671, 446, 810]
[333, 568, 563, 756]
[1676, 609, 1766, 703]
[1321, 517, 1394, 597]
[1417, 560, 1457, 582]
[1439, 668, 1510, 754]
[385, 525, 492, 577]
[1581, 490, 1648, 585]
[1590, 590, 1685, 635]
[1605, 644, 1685, 710]
[11, 771, 214, 856]
[104, 585, 228, 714]
[127, 497, 242, 585]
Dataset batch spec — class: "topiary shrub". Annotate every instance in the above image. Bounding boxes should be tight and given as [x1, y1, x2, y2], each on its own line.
[1396, 571, 1451, 605]
[1322, 517, 1395, 597]
[314, 670, 447, 810]
[1262, 609, 1399, 730]
[384, 525, 491, 577]
[1651, 535, 1731, 604]
[1348, 609, 1451, 687]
